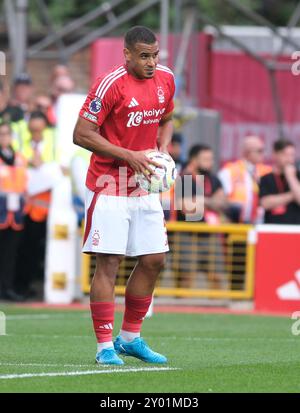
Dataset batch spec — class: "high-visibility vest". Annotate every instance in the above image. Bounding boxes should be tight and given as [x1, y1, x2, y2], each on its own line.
[12, 122, 58, 163]
[25, 190, 51, 222]
[0, 153, 27, 230]
[11, 120, 28, 151]
[223, 160, 271, 222]
[12, 123, 58, 222]
[73, 148, 91, 164]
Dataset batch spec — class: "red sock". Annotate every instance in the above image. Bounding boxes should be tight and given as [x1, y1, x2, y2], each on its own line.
[90, 302, 114, 343]
[121, 293, 152, 333]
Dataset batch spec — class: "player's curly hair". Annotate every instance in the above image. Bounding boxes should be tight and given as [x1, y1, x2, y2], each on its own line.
[124, 26, 157, 49]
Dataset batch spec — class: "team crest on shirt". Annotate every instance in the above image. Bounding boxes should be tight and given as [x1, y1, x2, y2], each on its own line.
[157, 86, 165, 104]
[92, 230, 100, 246]
[89, 97, 102, 114]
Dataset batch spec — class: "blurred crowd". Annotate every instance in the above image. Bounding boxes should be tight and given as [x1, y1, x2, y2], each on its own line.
[168, 134, 300, 226]
[1, 67, 300, 301]
[0, 65, 75, 302]
[167, 135, 300, 290]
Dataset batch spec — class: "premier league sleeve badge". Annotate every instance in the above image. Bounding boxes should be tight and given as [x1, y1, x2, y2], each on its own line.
[89, 97, 102, 114]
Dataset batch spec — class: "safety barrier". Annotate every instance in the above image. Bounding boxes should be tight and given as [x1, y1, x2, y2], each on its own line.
[82, 222, 255, 299]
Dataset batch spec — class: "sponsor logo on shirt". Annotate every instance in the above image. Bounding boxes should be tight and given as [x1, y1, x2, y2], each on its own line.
[128, 97, 139, 108]
[83, 111, 98, 123]
[127, 108, 166, 127]
[127, 111, 144, 127]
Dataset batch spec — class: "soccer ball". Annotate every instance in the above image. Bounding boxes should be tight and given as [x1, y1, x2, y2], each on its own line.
[135, 150, 177, 193]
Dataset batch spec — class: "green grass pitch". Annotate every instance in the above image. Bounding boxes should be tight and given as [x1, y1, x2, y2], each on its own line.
[0, 305, 299, 393]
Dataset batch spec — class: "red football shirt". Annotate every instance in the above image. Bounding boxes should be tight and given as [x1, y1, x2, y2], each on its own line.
[79, 63, 175, 195]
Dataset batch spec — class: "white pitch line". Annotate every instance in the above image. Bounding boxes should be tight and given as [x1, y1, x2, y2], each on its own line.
[7, 334, 92, 339]
[0, 363, 92, 368]
[0, 367, 179, 380]
[5, 313, 90, 321]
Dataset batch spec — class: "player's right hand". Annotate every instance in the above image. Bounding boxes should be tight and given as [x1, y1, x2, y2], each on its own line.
[125, 150, 161, 181]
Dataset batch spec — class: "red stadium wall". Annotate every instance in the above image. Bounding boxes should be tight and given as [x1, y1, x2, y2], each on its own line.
[90, 33, 300, 161]
[209, 54, 300, 123]
[91, 38, 124, 82]
[208, 50, 300, 161]
[91, 33, 202, 97]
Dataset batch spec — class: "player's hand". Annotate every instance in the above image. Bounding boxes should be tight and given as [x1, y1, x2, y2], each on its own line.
[125, 150, 161, 181]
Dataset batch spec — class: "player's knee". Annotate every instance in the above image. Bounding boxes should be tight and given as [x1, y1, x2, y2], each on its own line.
[95, 254, 123, 277]
[105, 254, 123, 267]
[139, 254, 166, 273]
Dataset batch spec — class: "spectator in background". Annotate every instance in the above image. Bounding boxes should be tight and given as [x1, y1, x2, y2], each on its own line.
[51, 75, 74, 101]
[34, 95, 54, 127]
[218, 135, 271, 224]
[260, 139, 300, 224]
[174, 144, 227, 289]
[51, 64, 71, 82]
[176, 144, 227, 223]
[49, 75, 75, 126]
[12, 111, 54, 157]
[14, 111, 58, 298]
[5, 75, 35, 149]
[0, 81, 9, 121]
[218, 136, 271, 291]
[0, 121, 27, 301]
[168, 132, 184, 173]
[0, 80, 24, 123]
[9, 73, 34, 122]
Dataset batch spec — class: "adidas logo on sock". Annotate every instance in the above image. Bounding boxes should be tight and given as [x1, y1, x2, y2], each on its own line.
[98, 323, 113, 330]
[128, 97, 139, 108]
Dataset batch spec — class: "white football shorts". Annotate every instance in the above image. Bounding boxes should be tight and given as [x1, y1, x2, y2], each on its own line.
[82, 190, 169, 256]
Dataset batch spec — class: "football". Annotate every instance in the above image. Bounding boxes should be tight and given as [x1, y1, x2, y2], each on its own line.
[135, 150, 177, 193]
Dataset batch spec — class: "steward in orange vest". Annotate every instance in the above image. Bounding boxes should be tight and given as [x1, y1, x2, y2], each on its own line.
[0, 121, 27, 230]
[0, 121, 27, 301]
[219, 160, 271, 223]
[218, 136, 271, 223]
[13, 111, 58, 298]
[13, 111, 56, 223]
[0, 152, 27, 230]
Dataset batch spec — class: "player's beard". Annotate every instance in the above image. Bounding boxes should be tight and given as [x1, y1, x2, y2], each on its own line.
[131, 66, 154, 79]
[144, 67, 155, 78]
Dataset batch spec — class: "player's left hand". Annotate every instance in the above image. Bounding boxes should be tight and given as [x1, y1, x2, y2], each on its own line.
[125, 149, 161, 181]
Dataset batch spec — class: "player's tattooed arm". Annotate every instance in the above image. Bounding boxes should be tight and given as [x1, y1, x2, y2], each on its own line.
[73, 117, 160, 178]
[157, 111, 174, 153]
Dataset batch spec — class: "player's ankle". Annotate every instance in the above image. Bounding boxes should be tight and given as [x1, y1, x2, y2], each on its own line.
[97, 341, 114, 352]
[120, 330, 140, 342]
